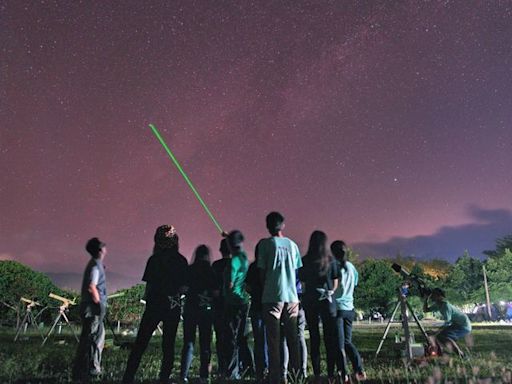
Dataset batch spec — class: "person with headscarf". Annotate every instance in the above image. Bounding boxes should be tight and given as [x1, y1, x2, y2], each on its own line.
[122, 225, 189, 384]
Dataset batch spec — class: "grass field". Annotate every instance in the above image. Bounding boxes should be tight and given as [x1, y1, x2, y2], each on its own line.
[0, 323, 511, 383]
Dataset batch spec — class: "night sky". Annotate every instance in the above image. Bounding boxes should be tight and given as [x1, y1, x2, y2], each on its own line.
[1, 1, 511, 290]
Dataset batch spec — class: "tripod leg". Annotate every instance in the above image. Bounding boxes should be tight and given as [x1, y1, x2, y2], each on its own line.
[375, 300, 400, 357]
[42, 312, 63, 346]
[405, 300, 429, 343]
[62, 312, 79, 342]
[14, 312, 31, 342]
[28, 311, 44, 339]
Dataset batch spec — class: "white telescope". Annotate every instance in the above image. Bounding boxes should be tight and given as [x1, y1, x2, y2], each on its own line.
[107, 292, 125, 300]
[20, 297, 41, 307]
[48, 293, 76, 306]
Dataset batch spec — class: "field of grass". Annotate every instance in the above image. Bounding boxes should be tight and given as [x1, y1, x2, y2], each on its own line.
[0, 323, 511, 383]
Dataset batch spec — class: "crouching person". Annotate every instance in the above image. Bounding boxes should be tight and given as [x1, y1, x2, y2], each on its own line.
[424, 288, 472, 357]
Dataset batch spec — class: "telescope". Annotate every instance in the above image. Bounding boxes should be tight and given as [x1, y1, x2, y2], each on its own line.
[107, 292, 125, 300]
[21, 297, 42, 307]
[14, 296, 45, 341]
[391, 263, 432, 298]
[42, 293, 78, 345]
[48, 293, 76, 307]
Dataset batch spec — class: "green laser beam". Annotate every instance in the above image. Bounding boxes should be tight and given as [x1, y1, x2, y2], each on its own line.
[149, 123, 224, 234]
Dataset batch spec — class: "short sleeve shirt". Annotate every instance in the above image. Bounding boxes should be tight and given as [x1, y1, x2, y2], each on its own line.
[224, 251, 250, 306]
[299, 256, 339, 302]
[257, 236, 302, 303]
[334, 261, 358, 311]
[80, 258, 107, 306]
[429, 300, 472, 332]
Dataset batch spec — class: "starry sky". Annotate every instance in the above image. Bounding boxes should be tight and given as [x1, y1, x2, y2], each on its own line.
[1, 1, 511, 291]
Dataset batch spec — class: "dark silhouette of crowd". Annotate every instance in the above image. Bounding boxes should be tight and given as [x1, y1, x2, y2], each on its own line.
[75, 211, 368, 384]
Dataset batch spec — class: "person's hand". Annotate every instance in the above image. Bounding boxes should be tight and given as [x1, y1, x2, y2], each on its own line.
[221, 231, 229, 238]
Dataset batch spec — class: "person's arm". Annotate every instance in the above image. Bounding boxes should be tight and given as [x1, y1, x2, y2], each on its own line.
[257, 241, 266, 286]
[88, 266, 100, 304]
[88, 284, 100, 304]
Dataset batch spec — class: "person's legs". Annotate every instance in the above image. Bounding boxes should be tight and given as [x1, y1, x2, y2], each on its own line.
[251, 312, 268, 381]
[213, 306, 227, 376]
[282, 302, 300, 377]
[89, 313, 105, 375]
[280, 326, 289, 379]
[239, 307, 255, 376]
[263, 302, 284, 384]
[304, 304, 321, 376]
[180, 308, 198, 380]
[72, 314, 93, 380]
[342, 310, 363, 375]
[226, 304, 244, 379]
[122, 309, 161, 383]
[335, 312, 348, 378]
[297, 306, 308, 377]
[437, 326, 469, 356]
[198, 309, 213, 379]
[160, 307, 181, 382]
[319, 306, 337, 378]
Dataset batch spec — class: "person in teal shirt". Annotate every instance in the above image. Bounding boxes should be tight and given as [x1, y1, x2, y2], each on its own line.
[223, 230, 250, 380]
[257, 211, 302, 384]
[424, 288, 471, 355]
[331, 240, 366, 383]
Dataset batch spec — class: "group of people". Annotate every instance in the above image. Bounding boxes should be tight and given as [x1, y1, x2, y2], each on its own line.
[71, 211, 365, 384]
[70, 210, 471, 384]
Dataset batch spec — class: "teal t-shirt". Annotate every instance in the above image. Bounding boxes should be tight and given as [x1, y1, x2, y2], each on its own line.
[224, 251, 249, 306]
[334, 261, 358, 311]
[429, 300, 472, 332]
[257, 236, 302, 303]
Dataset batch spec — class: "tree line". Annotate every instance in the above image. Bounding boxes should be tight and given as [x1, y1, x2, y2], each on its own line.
[1, 235, 510, 326]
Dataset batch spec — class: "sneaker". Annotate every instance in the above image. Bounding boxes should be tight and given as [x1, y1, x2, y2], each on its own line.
[355, 372, 367, 381]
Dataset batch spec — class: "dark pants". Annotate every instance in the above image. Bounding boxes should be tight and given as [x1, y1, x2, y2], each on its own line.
[72, 307, 105, 380]
[304, 301, 337, 377]
[122, 304, 181, 383]
[263, 302, 300, 384]
[213, 304, 228, 375]
[180, 306, 213, 379]
[225, 303, 250, 379]
[336, 309, 363, 375]
[251, 311, 268, 381]
[239, 320, 255, 376]
[280, 306, 307, 377]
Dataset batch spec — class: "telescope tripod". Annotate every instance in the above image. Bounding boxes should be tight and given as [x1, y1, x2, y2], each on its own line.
[375, 288, 429, 361]
[14, 305, 43, 341]
[42, 305, 79, 346]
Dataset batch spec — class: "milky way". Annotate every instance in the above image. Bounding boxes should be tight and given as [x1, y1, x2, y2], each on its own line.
[1, 1, 511, 290]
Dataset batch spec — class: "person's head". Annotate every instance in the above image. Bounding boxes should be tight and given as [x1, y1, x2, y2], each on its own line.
[330, 240, 348, 270]
[219, 238, 231, 258]
[307, 230, 328, 258]
[227, 230, 244, 253]
[431, 288, 446, 303]
[85, 237, 106, 260]
[306, 231, 329, 271]
[153, 224, 179, 253]
[266, 211, 285, 236]
[193, 244, 211, 264]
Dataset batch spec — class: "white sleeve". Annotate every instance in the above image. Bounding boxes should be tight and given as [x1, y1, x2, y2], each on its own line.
[90, 266, 100, 285]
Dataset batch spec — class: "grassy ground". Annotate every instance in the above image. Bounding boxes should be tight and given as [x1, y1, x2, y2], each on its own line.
[0, 323, 511, 383]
